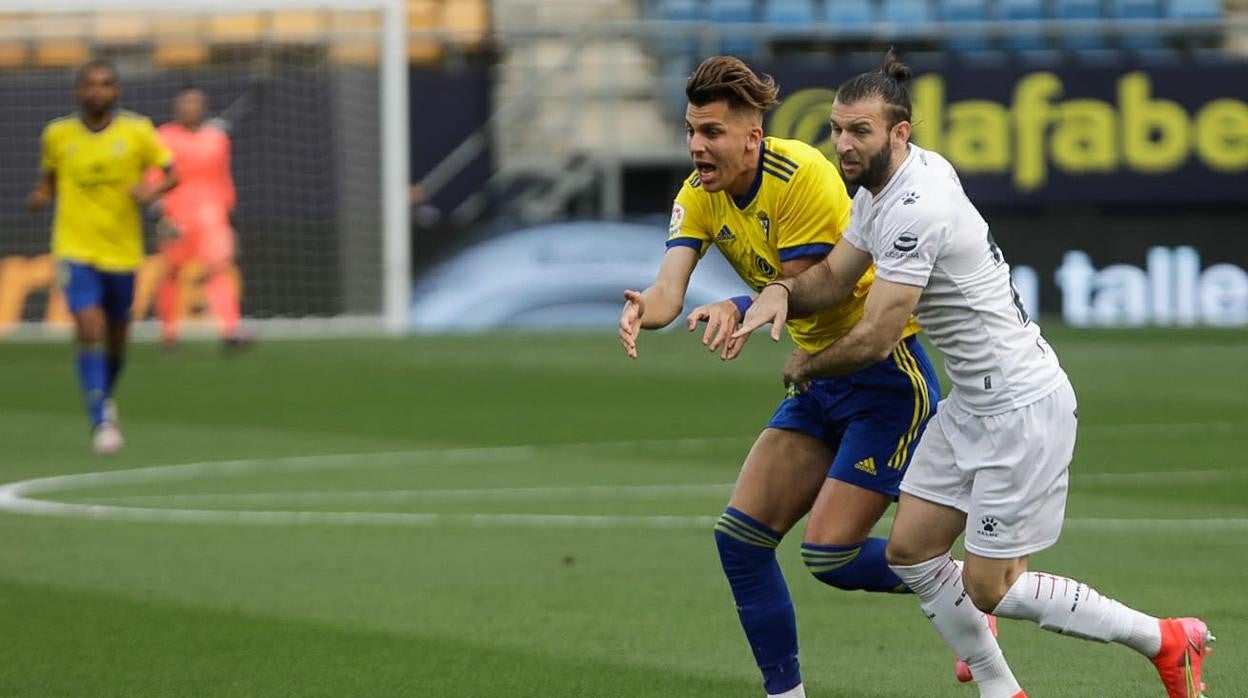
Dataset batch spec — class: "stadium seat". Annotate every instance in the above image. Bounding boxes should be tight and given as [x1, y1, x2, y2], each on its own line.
[208, 13, 264, 43]
[1054, 0, 1107, 49]
[407, 0, 443, 65]
[31, 13, 90, 66]
[443, 0, 490, 48]
[940, 0, 994, 52]
[999, 0, 1047, 50]
[708, 0, 758, 56]
[764, 0, 819, 26]
[92, 12, 150, 43]
[1110, 0, 1162, 49]
[826, 0, 877, 26]
[271, 11, 327, 42]
[1166, 0, 1220, 18]
[882, 0, 937, 26]
[655, 0, 707, 20]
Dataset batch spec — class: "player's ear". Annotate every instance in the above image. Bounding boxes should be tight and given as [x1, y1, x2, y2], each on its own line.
[893, 120, 911, 147]
[746, 121, 763, 152]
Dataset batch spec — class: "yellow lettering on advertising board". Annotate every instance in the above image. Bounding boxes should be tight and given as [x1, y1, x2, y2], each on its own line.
[0, 254, 240, 334]
[769, 71, 1248, 191]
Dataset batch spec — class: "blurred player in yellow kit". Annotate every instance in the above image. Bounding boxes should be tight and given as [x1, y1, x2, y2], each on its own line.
[154, 86, 250, 349]
[28, 59, 177, 454]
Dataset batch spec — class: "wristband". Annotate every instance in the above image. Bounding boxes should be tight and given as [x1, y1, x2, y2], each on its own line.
[763, 281, 791, 296]
[728, 295, 752, 318]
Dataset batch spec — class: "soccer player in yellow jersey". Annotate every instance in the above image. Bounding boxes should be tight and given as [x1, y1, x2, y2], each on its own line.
[27, 60, 177, 454]
[618, 57, 941, 698]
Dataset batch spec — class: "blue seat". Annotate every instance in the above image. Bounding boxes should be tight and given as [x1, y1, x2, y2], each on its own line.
[709, 0, 758, 55]
[826, 0, 876, 27]
[1054, 0, 1106, 49]
[1166, 0, 1220, 18]
[882, 0, 936, 26]
[941, 0, 993, 52]
[655, 0, 706, 21]
[1111, 0, 1161, 49]
[764, 0, 818, 26]
[999, 0, 1047, 50]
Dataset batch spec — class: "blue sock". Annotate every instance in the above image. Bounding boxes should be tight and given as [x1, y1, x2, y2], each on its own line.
[801, 537, 910, 593]
[76, 348, 108, 427]
[106, 354, 124, 397]
[714, 507, 800, 695]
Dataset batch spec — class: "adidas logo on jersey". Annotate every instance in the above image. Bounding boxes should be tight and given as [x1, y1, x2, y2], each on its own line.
[716, 225, 735, 242]
[854, 457, 877, 475]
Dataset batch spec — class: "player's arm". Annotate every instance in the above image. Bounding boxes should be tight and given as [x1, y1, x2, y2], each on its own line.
[27, 171, 55, 213]
[619, 245, 698, 359]
[221, 132, 237, 212]
[132, 118, 179, 206]
[28, 124, 56, 212]
[783, 279, 922, 386]
[689, 255, 821, 360]
[733, 240, 874, 342]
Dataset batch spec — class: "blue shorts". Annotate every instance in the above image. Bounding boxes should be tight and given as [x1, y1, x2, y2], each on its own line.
[59, 261, 135, 323]
[767, 334, 941, 498]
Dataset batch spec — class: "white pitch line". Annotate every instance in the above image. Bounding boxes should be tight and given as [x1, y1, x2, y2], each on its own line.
[2, 440, 1246, 532]
[76, 483, 739, 506]
[74, 468, 1247, 507]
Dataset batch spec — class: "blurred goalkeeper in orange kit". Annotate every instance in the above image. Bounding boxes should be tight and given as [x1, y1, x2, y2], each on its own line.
[153, 86, 251, 349]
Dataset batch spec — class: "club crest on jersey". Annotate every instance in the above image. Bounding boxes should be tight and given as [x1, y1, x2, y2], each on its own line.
[716, 225, 736, 243]
[901, 191, 920, 205]
[757, 212, 771, 240]
[667, 204, 686, 239]
[112, 139, 127, 157]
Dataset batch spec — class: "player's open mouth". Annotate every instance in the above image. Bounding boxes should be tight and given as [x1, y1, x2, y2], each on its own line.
[696, 162, 716, 182]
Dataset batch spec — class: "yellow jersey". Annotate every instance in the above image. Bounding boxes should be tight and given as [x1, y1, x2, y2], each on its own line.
[666, 136, 920, 354]
[40, 110, 173, 271]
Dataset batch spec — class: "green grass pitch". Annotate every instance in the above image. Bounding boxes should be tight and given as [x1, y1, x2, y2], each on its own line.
[0, 327, 1244, 697]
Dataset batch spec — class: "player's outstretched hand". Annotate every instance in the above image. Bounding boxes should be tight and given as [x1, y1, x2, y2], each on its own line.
[619, 289, 645, 359]
[733, 282, 790, 343]
[783, 348, 813, 391]
[685, 300, 750, 361]
[130, 182, 162, 207]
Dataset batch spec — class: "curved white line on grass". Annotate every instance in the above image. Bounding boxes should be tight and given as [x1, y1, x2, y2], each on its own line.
[1, 442, 1246, 531]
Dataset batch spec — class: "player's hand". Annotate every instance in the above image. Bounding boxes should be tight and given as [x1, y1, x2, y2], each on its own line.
[130, 182, 162, 207]
[733, 282, 791, 342]
[783, 348, 814, 391]
[685, 300, 749, 361]
[26, 188, 51, 213]
[619, 289, 645, 359]
[156, 216, 180, 242]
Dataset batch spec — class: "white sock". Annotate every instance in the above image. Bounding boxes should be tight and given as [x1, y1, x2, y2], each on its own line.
[767, 683, 805, 698]
[891, 555, 1022, 698]
[993, 571, 1162, 656]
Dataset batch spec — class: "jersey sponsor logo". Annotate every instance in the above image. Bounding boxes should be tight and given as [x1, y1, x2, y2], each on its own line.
[894, 232, 919, 252]
[667, 204, 685, 239]
[854, 457, 877, 475]
[715, 225, 736, 242]
[757, 212, 771, 241]
[755, 256, 777, 278]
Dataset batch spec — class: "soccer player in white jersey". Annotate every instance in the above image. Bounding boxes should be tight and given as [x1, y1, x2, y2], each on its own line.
[733, 51, 1214, 698]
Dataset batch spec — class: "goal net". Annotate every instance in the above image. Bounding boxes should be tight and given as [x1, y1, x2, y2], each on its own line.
[0, 0, 409, 337]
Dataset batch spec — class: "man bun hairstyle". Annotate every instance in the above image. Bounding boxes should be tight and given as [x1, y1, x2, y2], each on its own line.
[835, 48, 913, 127]
[686, 55, 780, 118]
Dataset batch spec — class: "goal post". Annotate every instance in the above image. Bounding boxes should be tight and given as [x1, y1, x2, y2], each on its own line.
[0, 0, 410, 337]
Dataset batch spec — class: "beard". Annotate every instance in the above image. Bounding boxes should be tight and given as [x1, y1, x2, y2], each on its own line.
[842, 142, 895, 192]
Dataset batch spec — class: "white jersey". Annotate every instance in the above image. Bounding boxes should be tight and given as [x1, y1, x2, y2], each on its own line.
[842, 145, 1066, 415]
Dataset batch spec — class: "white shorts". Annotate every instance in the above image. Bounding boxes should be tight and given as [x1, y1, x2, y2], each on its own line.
[899, 380, 1078, 559]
